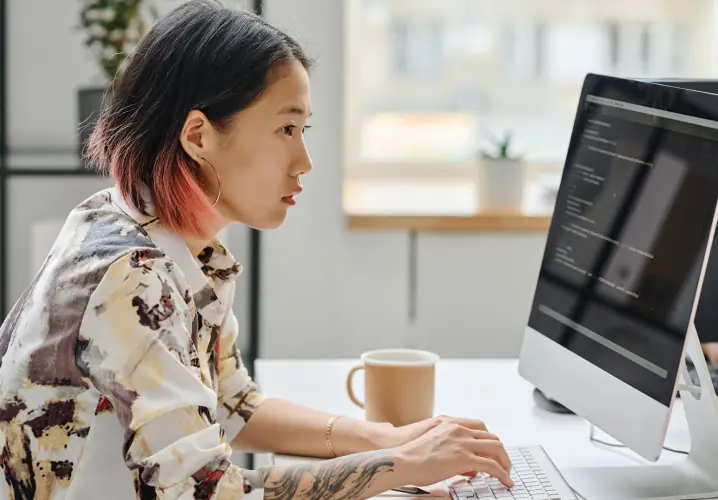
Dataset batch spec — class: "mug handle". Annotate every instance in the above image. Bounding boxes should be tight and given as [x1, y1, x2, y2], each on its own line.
[346, 365, 365, 409]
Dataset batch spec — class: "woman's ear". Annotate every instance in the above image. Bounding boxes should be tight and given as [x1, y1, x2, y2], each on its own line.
[179, 110, 216, 162]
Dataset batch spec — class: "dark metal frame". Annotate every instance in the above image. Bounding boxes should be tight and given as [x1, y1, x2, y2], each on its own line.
[247, 0, 263, 377]
[0, 0, 6, 318]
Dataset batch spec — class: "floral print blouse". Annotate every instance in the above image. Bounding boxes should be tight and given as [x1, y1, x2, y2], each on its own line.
[0, 187, 265, 499]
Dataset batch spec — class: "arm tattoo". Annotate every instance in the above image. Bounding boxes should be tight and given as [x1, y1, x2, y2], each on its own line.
[259, 451, 395, 500]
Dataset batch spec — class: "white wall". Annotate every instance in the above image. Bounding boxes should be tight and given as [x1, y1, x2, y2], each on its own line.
[414, 234, 546, 358]
[261, 0, 412, 358]
[8, 0, 95, 149]
[260, 0, 548, 360]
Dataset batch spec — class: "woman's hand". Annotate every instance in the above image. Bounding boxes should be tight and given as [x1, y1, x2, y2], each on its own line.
[393, 421, 513, 488]
[384, 415, 490, 449]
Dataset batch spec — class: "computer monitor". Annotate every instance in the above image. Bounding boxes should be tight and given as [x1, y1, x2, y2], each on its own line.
[518, 73, 718, 463]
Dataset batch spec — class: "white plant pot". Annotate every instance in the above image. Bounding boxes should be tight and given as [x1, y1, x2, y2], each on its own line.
[477, 158, 525, 212]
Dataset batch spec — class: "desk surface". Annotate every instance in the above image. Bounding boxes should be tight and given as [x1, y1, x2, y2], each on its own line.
[254, 359, 689, 470]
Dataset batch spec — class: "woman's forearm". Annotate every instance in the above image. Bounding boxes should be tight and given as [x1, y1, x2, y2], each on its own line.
[233, 398, 394, 457]
[249, 449, 406, 500]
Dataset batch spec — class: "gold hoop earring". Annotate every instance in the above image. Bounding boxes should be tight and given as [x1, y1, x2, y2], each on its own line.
[199, 156, 221, 207]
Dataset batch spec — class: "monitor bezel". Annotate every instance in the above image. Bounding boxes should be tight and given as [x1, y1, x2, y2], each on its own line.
[518, 73, 718, 462]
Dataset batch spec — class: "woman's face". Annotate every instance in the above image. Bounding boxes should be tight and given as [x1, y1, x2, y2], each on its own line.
[182, 58, 313, 231]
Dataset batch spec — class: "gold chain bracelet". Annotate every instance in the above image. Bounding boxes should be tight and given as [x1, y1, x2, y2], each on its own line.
[325, 415, 342, 457]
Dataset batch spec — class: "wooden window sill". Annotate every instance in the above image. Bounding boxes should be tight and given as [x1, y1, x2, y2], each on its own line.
[342, 178, 557, 232]
[346, 212, 552, 232]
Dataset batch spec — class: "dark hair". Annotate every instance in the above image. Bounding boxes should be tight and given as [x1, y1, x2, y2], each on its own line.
[87, 0, 313, 238]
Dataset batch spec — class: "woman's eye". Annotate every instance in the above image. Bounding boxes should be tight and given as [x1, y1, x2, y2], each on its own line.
[282, 124, 312, 137]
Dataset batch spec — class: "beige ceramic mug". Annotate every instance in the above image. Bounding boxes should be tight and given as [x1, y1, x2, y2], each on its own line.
[346, 348, 439, 427]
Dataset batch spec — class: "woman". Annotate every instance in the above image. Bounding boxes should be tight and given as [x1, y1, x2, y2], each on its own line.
[0, 2, 512, 499]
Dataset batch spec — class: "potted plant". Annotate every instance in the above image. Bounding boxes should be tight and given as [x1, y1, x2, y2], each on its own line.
[476, 131, 525, 212]
[77, 0, 157, 154]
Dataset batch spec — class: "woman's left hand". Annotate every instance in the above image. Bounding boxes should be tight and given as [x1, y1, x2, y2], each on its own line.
[380, 415, 496, 478]
[383, 415, 490, 449]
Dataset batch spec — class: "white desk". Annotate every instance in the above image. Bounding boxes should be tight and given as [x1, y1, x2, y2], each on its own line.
[254, 359, 690, 471]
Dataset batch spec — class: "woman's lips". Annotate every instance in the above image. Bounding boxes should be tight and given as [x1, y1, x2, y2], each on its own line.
[282, 187, 302, 206]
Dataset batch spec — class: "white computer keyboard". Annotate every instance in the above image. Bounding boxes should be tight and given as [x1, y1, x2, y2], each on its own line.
[449, 446, 577, 500]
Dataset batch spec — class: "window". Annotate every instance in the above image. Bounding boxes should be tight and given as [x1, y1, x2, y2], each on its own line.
[344, 0, 713, 214]
[502, 21, 544, 79]
[391, 19, 444, 77]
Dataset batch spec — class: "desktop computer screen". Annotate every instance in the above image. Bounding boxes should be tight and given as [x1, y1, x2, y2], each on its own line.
[518, 74, 718, 461]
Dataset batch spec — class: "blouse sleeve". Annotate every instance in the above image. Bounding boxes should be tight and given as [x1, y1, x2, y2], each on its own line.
[215, 284, 265, 444]
[77, 249, 263, 500]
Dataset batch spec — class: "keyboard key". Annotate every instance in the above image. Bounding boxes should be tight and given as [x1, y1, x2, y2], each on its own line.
[451, 447, 572, 500]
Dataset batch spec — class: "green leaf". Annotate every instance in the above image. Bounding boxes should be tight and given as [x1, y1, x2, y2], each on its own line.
[79, 0, 152, 81]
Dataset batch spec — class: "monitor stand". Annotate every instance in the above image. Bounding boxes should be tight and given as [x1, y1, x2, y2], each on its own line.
[561, 322, 718, 500]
